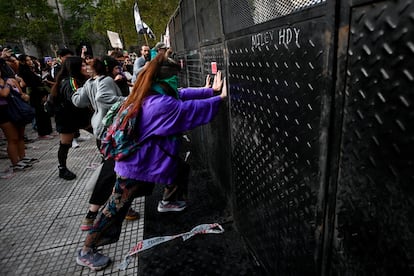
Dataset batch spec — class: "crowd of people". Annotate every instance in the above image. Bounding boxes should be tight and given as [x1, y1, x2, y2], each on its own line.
[0, 42, 227, 271]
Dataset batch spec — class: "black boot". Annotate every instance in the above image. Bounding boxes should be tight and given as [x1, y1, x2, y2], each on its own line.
[59, 166, 76, 180]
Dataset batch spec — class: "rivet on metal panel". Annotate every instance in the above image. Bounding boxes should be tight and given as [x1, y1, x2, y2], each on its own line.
[406, 41, 414, 53]
[383, 42, 393, 54]
[403, 69, 413, 81]
[392, 143, 401, 154]
[358, 89, 366, 99]
[308, 39, 315, 48]
[371, 136, 380, 146]
[364, 19, 375, 32]
[355, 12, 364, 23]
[385, 16, 397, 29]
[380, 68, 390, 79]
[374, 6, 386, 19]
[399, 95, 411, 107]
[368, 156, 377, 167]
[395, 119, 406, 131]
[374, 113, 384, 125]
[377, 92, 386, 103]
[362, 44, 372, 55]
[361, 67, 369, 77]
[308, 62, 315, 70]
[354, 129, 362, 139]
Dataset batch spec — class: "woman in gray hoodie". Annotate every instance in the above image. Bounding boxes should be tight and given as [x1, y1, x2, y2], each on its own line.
[72, 56, 139, 231]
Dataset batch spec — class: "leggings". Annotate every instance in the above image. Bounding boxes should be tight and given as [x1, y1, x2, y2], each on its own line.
[84, 177, 154, 248]
[88, 139, 116, 205]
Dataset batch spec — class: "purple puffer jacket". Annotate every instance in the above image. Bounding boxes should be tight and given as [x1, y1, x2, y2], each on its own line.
[114, 87, 222, 184]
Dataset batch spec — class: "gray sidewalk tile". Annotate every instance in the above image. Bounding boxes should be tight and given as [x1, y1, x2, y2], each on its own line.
[0, 128, 144, 275]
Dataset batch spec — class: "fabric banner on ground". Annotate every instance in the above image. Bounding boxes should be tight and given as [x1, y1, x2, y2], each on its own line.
[118, 223, 224, 270]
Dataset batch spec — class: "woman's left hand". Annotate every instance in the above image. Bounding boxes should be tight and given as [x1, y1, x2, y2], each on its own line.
[212, 71, 223, 92]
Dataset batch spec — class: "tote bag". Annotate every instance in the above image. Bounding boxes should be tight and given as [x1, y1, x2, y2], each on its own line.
[7, 88, 35, 126]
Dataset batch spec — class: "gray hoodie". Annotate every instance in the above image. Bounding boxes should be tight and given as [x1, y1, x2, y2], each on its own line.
[72, 76, 125, 138]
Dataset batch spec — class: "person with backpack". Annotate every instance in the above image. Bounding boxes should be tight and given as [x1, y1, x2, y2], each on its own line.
[71, 56, 140, 231]
[75, 53, 227, 271]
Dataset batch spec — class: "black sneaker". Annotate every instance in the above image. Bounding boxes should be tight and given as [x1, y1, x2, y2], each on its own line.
[59, 166, 76, 180]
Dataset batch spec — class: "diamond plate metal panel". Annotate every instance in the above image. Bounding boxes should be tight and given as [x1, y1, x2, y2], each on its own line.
[221, 0, 327, 34]
[186, 51, 202, 87]
[172, 10, 184, 52]
[181, 0, 198, 50]
[195, 0, 222, 44]
[192, 45, 230, 196]
[333, 0, 414, 274]
[229, 19, 328, 274]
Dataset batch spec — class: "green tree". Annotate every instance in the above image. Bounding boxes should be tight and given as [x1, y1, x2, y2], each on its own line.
[0, 0, 59, 55]
[0, 0, 180, 55]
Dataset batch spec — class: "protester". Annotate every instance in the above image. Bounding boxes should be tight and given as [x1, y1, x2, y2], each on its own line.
[109, 50, 131, 96]
[17, 54, 53, 139]
[151, 42, 168, 60]
[51, 48, 74, 81]
[0, 70, 37, 171]
[51, 56, 90, 180]
[131, 44, 150, 83]
[75, 53, 227, 271]
[72, 56, 139, 231]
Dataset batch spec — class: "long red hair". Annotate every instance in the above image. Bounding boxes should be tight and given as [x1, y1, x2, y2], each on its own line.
[120, 53, 166, 126]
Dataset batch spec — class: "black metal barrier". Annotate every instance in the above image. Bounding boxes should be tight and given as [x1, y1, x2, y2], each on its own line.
[168, 0, 414, 274]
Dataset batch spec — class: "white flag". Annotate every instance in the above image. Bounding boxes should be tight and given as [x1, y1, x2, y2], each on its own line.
[134, 2, 144, 34]
[143, 22, 156, 39]
[134, 2, 156, 39]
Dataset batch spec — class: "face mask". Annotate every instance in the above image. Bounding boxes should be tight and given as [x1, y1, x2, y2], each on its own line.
[152, 75, 179, 98]
[161, 75, 179, 94]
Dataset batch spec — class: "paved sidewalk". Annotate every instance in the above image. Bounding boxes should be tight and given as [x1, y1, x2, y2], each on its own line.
[1, 127, 263, 276]
[0, 128, 144, 275]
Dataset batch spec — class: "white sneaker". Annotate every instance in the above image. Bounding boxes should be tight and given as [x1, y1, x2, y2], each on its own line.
[157, 200, 187, 212]
[72, 138, 80, 148]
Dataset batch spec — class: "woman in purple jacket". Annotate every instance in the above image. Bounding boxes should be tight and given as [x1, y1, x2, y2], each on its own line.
[76, 53, 227, 271]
